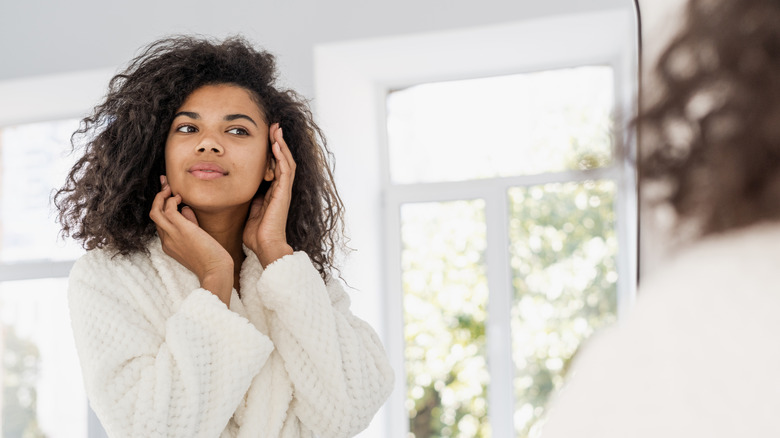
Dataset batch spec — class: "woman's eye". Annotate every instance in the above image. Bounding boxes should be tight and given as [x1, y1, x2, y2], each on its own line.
[176, 125, 197, 133]
[227, 127, 249, 136]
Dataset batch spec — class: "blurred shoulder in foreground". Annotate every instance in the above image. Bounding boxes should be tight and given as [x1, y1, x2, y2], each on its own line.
[541, 222, 780, 437]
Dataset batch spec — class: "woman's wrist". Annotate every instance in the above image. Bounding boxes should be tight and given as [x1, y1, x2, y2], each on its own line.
[200, 268, 233, 306]
[254, 243, 294, 269]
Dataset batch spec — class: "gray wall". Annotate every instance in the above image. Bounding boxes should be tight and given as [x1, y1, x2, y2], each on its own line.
[0, 0, 627, 99]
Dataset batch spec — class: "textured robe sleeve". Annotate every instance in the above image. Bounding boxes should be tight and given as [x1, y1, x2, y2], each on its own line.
[68, 251, 275, 438]
[257, 252, 394, 438]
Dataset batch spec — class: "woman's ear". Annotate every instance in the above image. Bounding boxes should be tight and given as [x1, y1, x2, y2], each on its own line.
[264, 158, 275, 181]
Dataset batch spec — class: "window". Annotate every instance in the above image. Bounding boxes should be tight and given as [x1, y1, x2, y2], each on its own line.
[0, 118, 87, 437]
[315, 8, 638, 437]
[0, 69, 115, 438]
[387, 66, 626, 437]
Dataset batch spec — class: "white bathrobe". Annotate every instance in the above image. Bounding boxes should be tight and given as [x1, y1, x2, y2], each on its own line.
[541, 223, 780, 437]
[68, 236, 394, 438]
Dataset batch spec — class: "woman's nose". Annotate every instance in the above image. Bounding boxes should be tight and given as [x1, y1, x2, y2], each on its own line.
[195, 136, 224, 155]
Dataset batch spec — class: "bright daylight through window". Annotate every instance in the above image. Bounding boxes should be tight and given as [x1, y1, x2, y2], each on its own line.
[0, 119, 87, 437]
[386, 65, 623, 437]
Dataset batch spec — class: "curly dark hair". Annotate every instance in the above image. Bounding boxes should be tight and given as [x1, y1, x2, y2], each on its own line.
[639, 0, 780, 236]
[55, 35, 345, 278]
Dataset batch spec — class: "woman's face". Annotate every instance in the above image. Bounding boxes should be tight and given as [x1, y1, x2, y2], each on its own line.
[164, 84, 273, 213]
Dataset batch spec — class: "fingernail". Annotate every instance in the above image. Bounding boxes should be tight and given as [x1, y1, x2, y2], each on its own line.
[160, 175, 167, 186]
[277, 127, 283, 137]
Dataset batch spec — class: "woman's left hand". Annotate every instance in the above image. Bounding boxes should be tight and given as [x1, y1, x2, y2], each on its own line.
[243, 124, 295, 268]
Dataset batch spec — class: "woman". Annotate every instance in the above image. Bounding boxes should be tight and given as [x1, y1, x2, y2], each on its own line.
[57, 36, 394, 438]
[541, 0, 780, 436]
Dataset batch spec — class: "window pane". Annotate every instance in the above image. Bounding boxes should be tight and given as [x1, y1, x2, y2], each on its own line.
[386, 66, 614, 184]
[401, 200, 490, 438]
[0, 278, 87, 437]
[0, 119, 84, 262]
[508, 181, 617, 437]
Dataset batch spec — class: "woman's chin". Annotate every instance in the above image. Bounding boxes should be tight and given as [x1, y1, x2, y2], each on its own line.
[179, 197, 253, 215]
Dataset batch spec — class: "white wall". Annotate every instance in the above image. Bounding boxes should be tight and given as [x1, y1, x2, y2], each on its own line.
[1, 0, 626, 100]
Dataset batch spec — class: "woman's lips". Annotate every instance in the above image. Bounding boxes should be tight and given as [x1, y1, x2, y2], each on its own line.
[188, 162, 227, 180]
[190, 170, 225, 180]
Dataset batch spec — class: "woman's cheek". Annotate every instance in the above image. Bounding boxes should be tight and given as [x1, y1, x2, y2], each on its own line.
[166, 173, 185, 200]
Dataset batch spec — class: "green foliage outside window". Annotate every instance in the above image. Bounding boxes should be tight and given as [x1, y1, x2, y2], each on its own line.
[2, 325, 44, 438]
[401, 181, 617, 438]
[402, 200, 490, 438]
[509, 181, 617, 436]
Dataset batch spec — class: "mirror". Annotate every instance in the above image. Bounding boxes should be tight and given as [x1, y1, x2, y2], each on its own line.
[0, 1, 641, 437]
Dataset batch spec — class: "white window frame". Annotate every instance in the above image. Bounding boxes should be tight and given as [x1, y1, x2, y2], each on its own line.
[318, 10, 638, 435]
[0, 68, 115, 281]
[0, 68, 116, 438]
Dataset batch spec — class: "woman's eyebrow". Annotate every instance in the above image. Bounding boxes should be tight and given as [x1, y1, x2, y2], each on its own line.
[171, 111, 257, 127]
[224, 114, 258, 127]
[173, 111, 199, 119]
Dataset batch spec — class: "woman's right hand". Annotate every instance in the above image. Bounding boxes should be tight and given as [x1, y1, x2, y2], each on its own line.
[149, 175, 233, 306]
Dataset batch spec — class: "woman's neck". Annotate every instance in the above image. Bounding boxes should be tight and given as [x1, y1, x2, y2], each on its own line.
[191, 205, 249, 271]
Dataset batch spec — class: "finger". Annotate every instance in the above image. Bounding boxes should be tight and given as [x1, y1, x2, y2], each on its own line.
[267, 123, 280, 154]
[155, 224, 169, 241]
[247, 197, 264, 221]
[150, 176, 173, 224]
[264, 179, 281, 202]
[181, 206, 199, 225]
[274, 128, 296, 172]
[269, 144, 287, 190]
[154, 222, 173, 249]
[163, 194, 182, 215]
[271, 142, 284, 174]
[152, 176, 172, 208]
[272, 142, 294, 186]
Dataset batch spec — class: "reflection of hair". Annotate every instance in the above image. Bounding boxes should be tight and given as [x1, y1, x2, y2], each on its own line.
[639, 0, 780, 236]
[55, 36, 345, 278]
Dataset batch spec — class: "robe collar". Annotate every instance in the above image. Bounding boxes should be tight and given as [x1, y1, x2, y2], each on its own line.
[146, 234, 267, 321]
